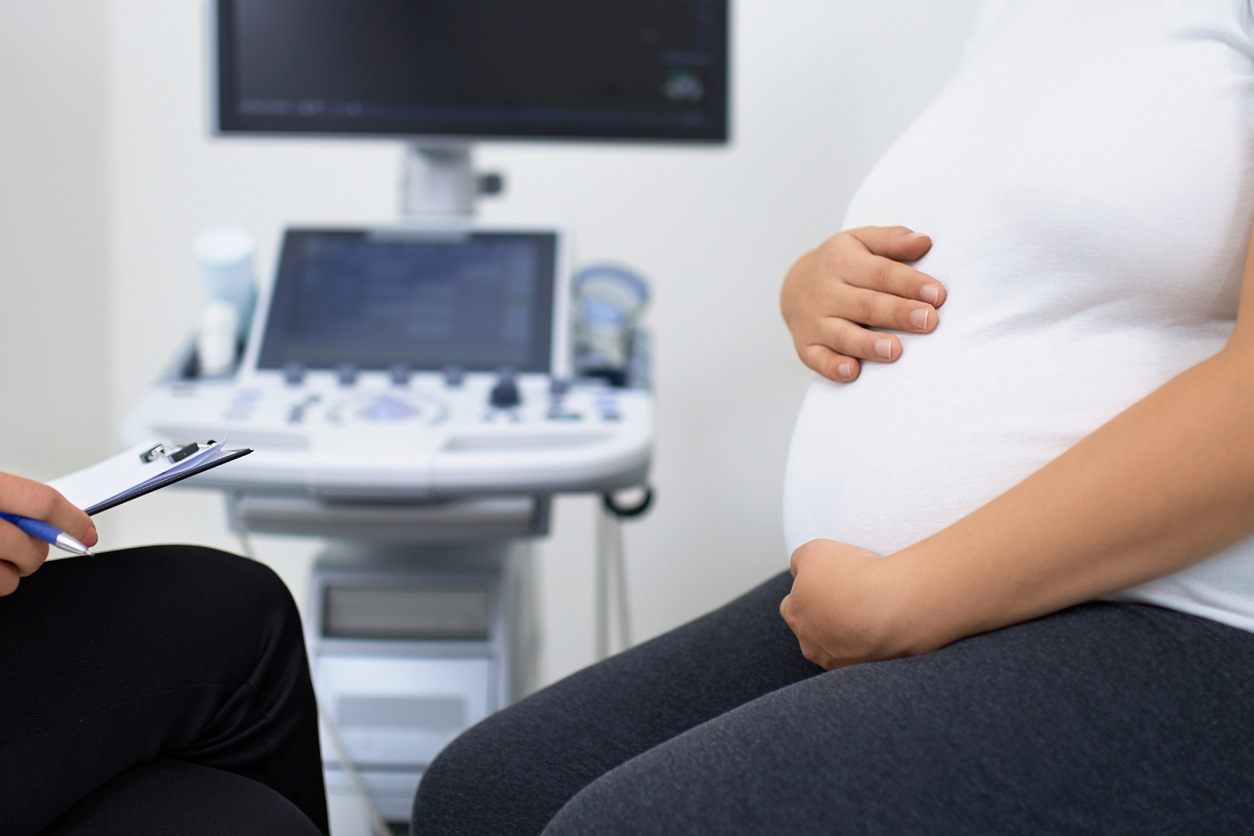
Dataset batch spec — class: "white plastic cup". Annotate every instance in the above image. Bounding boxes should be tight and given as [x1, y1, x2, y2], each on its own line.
[573, 265, 649, 371]
[195, 226, 256, 340]
[196, 301, 239, 377]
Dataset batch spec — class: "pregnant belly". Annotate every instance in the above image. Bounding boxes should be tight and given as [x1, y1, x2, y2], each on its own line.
[779, 324, 1220, 557]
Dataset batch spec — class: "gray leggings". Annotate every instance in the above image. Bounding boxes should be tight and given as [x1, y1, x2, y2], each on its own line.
[411, 571, 1254, 835]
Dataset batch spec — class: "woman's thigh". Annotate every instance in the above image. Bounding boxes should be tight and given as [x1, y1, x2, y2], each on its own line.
[40, 758, 324, 836]
[544, 602, 1254, 836]
[411, 570, 822, 836]
[0, 546, 327, 836]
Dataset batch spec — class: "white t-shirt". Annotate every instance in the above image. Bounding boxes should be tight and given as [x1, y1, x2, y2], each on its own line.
[781, 0, 1254, 631]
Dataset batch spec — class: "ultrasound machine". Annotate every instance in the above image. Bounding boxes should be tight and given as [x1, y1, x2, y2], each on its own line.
[124, 223, 654, 820]
[123, 1, 728, 828]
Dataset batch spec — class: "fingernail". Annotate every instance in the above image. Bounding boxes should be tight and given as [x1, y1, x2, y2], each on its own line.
[839, 362, 853, 379]
[874, 339, 893, 358]
[910, 308, 929, 330]
[907, 231, 930, 240]
[920, 284, 940, 304]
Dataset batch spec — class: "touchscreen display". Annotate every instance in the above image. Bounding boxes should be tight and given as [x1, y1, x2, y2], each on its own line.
[256, 229, 556, 373]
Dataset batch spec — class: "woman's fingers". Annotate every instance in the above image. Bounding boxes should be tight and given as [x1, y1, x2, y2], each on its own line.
[799, 319, 910, 381]
[812, 230, 946, 314]
[855, 253, 947, 308]
[798, 343, 863, 382]
[796, 305, 937, 383]
[811, 311, 935, 365]
[784, 225, 950, 383]
[844, 285, 939, 335]
[847, 225, 934, 263]
[844, 229, 946, 307]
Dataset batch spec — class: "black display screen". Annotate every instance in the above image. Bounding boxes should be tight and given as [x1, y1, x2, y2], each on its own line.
[257, 229, 557, 373]
[216, 0, 728, 142]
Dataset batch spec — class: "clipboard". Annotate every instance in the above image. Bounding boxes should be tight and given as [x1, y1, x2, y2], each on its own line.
[47, 440, 253, 515]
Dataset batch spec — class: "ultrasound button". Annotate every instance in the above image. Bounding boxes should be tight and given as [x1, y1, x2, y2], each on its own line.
[360, 395, 417, 422]
[283, 362, 305, 386]
[389, 363, 412, 386]
[443, 365, 466, 388]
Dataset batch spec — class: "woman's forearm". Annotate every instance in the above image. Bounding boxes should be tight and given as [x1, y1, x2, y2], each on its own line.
[878, 343, 1254, 655]
[779, 224, 1254, 668]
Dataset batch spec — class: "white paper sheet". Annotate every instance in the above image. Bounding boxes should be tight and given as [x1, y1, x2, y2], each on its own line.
[47, 440, 234, 514]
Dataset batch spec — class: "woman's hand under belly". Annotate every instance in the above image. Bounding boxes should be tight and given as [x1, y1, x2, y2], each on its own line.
[779, 539, 889, 669]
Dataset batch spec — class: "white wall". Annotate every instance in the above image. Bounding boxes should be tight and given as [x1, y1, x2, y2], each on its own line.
[0, 1, 110, 480]
[3, 0, 978, 687]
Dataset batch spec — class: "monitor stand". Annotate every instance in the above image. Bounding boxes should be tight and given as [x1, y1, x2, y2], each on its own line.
[400, 143, 490, 218]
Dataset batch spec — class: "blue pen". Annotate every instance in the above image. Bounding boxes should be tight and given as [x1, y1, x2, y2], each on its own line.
[0, 512, 94, 556]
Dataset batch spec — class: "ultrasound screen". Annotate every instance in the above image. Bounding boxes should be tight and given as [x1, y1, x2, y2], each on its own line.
[216, 0, 728, 141]
[256, 229, 556, 373]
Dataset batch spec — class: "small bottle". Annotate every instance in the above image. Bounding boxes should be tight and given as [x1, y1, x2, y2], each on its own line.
[195, 226, 256, 342]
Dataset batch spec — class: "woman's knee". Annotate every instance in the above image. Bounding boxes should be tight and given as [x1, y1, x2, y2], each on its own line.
[107, 544, 300, 630]
[55, 545, 310, 682]
[410, 727, 483, 830]
[412, 703, 560, 835]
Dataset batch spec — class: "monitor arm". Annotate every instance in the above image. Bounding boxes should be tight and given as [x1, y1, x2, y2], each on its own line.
[400, 143, 504, 218]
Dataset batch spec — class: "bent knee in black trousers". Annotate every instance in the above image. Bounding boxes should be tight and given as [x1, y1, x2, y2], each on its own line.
[0, 545, 328, 836]
[413, 571, 1254, 836]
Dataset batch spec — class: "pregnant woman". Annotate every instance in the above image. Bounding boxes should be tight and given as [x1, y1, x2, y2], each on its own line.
[412, 1, 1254, 833]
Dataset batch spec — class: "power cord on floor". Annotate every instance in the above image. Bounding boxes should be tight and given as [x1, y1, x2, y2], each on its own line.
[239, 534, 393, 836]
[316, 692, 393, 836]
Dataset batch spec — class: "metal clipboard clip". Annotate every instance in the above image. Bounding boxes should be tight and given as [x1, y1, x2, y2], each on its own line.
[139, 440, 218, 465]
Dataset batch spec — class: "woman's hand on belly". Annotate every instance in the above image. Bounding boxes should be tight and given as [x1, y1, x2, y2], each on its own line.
[781, 226, 946, 382]
[780, 539, 902, 670]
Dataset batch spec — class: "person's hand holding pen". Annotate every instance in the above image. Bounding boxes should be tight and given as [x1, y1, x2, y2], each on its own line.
[0, 472, 98, 596]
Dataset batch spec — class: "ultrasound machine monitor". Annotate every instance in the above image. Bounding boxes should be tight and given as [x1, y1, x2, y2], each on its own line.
[213, 0, 729, 143]
[212, 0, 730, 216]
[244, 227, 569, 382]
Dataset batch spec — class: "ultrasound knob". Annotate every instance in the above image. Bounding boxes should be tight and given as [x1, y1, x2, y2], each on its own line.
[282, 362, 305, 386]
[336, 362, 359, 386]
[489, 368, 521, 409]
[389, 363, 412, 386]
[443, 364, 466, 388]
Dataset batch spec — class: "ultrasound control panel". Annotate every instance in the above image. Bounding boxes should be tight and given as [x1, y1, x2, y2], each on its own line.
[123, 370, 651, 499]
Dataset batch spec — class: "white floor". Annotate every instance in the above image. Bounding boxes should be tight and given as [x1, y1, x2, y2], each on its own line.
[329, 789, 401, 836]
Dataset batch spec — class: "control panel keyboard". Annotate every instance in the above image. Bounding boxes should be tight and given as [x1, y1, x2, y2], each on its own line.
[122, 371, 652, 499]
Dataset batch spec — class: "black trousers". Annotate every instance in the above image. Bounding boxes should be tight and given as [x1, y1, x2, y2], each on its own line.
[0, 546, 329, 836]
[412, 570, 1254, 836]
